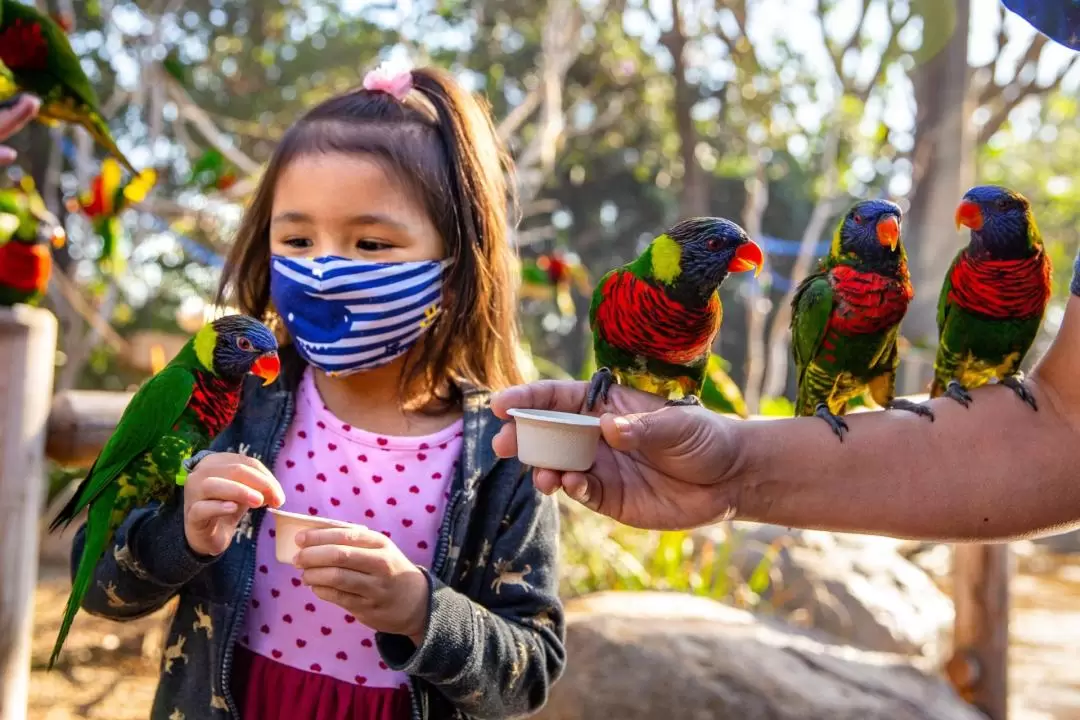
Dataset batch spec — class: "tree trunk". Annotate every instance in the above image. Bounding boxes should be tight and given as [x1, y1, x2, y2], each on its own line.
[666, 0, 708, 219]
[899, 0, 973, 394]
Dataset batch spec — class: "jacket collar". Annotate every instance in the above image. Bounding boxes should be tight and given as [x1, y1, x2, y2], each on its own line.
[244, 345, 501, 491]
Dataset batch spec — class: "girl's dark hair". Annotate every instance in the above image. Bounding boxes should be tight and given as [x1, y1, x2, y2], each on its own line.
[217, 66, 523, 407]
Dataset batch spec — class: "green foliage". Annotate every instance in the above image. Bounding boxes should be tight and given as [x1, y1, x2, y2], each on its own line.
[558, 499, 778, 607]
[758, 396, 795, 417]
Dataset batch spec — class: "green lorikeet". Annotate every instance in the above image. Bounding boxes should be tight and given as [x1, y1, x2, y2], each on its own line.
[0, 175, 65, 306]
[47, 315, 280, 669]
[586, 217, 764, 409]
[71, 157, 157, 275]
[930, 185, 1051, 410]
[0, 0, 137, 174]
[792, 199, 934, 441]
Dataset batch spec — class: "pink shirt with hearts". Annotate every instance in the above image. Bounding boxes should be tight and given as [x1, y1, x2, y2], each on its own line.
[239, 366, 461, 689]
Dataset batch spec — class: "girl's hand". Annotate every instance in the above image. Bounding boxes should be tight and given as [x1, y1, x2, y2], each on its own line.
[183, 453, 285, 557]
[294, 526, 430, 643]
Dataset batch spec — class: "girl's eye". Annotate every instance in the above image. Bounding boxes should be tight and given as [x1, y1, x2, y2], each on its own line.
[355, 238, 390, 252]
[283, 237, 313, 249]
[853, 214, 864, 225]
[237, 337, 253, 352]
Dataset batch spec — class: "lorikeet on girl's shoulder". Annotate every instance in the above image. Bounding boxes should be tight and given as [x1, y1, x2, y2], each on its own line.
[586, 217, 763, 410]
[47, 315, 280, 669]
[931, 185, 1051, 411]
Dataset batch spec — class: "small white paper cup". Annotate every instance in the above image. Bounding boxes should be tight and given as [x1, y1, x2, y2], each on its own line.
[506, 408, 602, 472]
[267, 508, 361, 564]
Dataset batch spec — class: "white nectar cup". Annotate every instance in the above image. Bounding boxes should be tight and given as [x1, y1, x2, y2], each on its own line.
[268, 508, 362, 564]
[506, 408, 602, 472]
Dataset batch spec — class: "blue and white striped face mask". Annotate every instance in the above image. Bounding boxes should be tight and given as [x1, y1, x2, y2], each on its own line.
[269, 255, 449, 377]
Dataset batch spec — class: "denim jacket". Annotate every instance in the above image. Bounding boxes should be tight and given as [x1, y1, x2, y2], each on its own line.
[70, 350, 566, 720]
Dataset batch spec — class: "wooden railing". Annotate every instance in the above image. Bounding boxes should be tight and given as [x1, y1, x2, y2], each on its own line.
[0, 305, 1009, 720]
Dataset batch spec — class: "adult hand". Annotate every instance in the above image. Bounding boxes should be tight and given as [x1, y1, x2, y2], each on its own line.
[0, 94, 41, 165]
[492, 381, 744, 530]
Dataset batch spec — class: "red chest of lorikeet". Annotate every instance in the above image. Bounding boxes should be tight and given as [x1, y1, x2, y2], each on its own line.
[586, 217, 763, 410]
[0, 176, 65, 306]
[46, 315, 281, 669]
[931, 185, 1051, 411]
[0, 0, 137, 174]
[792, 199, 934, 441]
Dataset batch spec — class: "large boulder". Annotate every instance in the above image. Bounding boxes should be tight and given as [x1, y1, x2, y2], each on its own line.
[702, 523, 954, 661]
[535, 592, 983, 720]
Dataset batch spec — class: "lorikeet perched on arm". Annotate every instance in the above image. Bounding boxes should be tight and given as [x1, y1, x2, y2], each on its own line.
[586, 217, 764, 410]
[47, 315, 280, 669]
[930, 185, 1051, 410]
[0, 0, 137, 173]
[0, 175, 65, 306]
[792, 199, 934, 441]
[71, 157, 157, 276]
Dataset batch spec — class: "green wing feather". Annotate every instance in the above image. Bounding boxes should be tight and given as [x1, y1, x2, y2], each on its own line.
[936, 250, 962, 338]
[49, 365, 195, 531]
[3, 0, 101, 109]
[791, 272, 834, 382]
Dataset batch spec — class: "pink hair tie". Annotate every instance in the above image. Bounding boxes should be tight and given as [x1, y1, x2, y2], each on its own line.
[362, 61, 413, 101]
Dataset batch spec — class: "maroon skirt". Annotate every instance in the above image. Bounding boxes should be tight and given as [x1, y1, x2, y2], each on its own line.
[231, 645, 411, 720]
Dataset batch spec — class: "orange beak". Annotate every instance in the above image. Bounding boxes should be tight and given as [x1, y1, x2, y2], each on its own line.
[955, 200, 984, 232]
[728, 239, 764, 277]
[252, 351, 280, 386]
[876, 215, 900, 251]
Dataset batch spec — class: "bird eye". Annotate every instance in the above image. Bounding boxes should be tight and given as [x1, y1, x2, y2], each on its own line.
[706, 237, 722, 251]
[237, 337, 253, 352]
[853, 214, 864, 225]
[996, 198, 1009, 210]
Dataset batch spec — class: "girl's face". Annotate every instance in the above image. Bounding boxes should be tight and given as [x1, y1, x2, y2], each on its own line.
[269, 153, 443, 263]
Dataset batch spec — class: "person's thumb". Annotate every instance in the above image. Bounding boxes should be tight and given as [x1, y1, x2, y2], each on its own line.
[600, 408, 682, 453]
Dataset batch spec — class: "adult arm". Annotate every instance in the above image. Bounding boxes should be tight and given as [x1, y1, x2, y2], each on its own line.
[735, 295, 1080, 541]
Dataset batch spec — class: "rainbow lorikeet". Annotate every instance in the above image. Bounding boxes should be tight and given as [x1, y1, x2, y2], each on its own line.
[0, 176, 65, 306]
[47, 315, 280, 668]
[72, 157, 157, 276]
[930, 186, 1051, 410]
[586, 217, 764, 410]
[0, 0, 137, 174]
[700, 353, 749, 418]
[186, 148, 240, 193]
[792, 199, 934, 441]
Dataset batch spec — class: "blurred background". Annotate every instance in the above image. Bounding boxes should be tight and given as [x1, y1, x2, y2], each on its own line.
[8, 0, 1080, 718]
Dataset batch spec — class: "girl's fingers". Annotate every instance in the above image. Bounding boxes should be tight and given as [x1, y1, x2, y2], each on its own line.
[491, 423, 518, 458]
[532, 468, 564, 495]
[194, 476, 266, 508]
[221, 464, 285, 507]
[302, 566, 378, 596]
[296, 526, 385, 550]
[310, 585, 372, 611]
[295, 545, 391, 576]
[187, 499, 240, 528]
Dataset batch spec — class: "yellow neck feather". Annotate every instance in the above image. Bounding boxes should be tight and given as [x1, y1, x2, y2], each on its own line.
[650, 234, 682, 285]
[193, 325, 218, 373]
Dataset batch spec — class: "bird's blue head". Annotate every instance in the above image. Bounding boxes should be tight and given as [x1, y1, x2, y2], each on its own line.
[955, 185, 1038, 260]
[654, 217, 764, 305]
[834, 199, 904, 270]
[194, 315, 281, 385]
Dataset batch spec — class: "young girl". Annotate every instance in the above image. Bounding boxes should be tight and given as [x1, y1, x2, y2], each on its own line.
[71, 63, 565, 720]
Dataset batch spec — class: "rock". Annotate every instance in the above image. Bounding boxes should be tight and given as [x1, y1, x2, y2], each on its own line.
[698, 523, 954, 661]
[535, 591, 983, 720]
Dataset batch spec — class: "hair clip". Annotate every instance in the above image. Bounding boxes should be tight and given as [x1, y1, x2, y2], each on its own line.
[362, 61, 414, 101]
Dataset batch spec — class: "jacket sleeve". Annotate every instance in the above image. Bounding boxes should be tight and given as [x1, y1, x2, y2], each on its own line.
[376, 465, 566, 719]
[73, 441, 232, 620]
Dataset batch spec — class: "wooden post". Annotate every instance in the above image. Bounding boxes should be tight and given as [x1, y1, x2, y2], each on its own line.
[46, 390, 134, 467]
[946, 543, 1010, 720]
[0, 307, 57, 720]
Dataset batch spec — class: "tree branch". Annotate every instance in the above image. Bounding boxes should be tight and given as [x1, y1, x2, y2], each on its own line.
[977, 51, 1079, 144]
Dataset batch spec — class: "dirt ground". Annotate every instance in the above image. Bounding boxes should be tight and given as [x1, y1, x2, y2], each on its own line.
[29, 563, 169, 720]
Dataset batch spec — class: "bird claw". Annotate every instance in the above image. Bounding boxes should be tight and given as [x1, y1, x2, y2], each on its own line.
[1002, 374, 1037, 411]
[814, 403, 849, 442]
[665, 395, 702, 408]
[586, 368, 614, 411]
[888, 398, 935, 422]
[944, 381, 973, 408]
